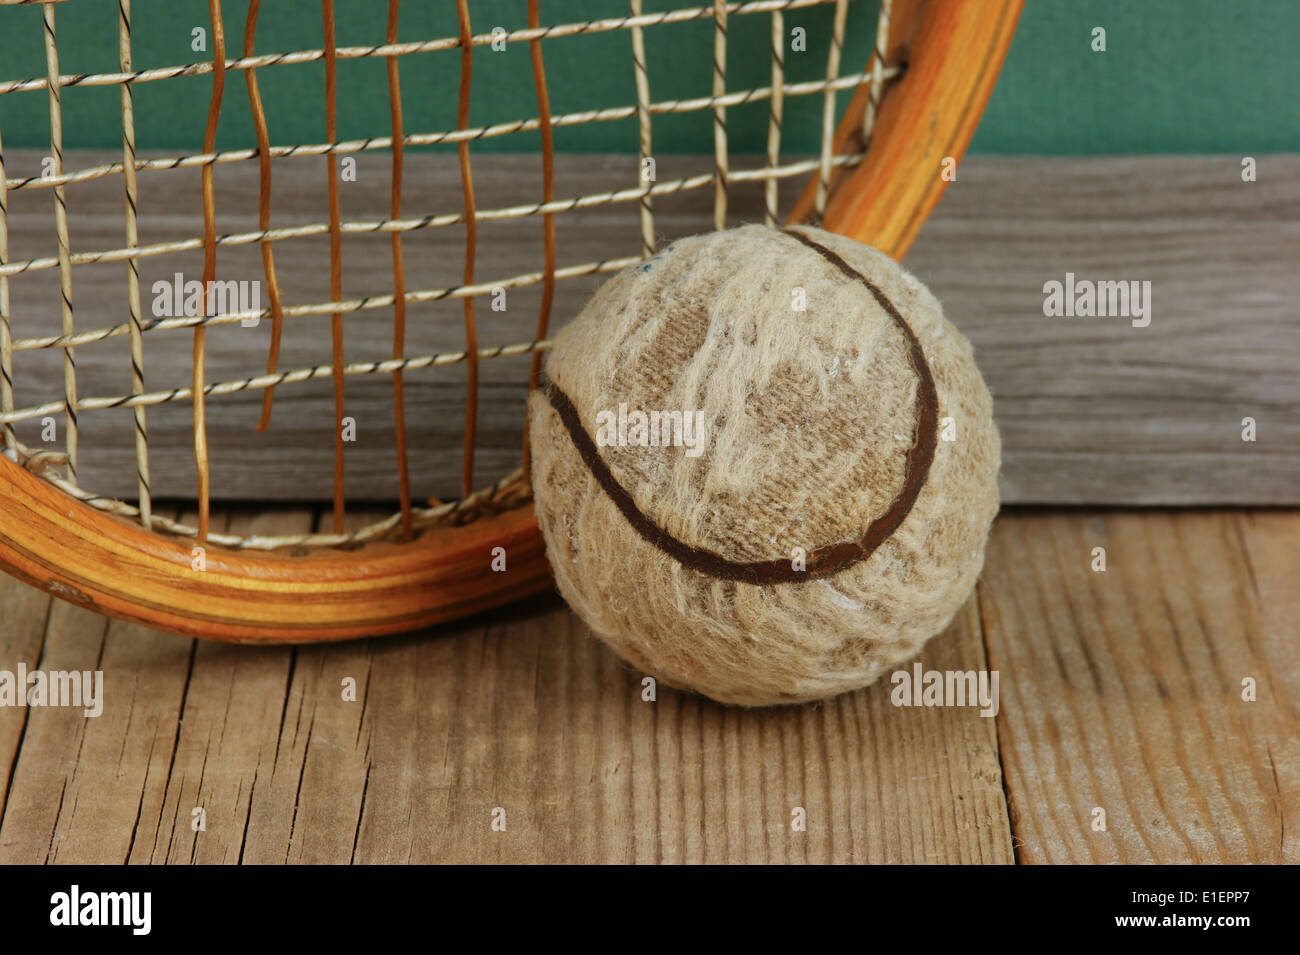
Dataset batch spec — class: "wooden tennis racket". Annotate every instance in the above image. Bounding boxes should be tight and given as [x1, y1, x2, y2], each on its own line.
[0, 0, 1021, 641]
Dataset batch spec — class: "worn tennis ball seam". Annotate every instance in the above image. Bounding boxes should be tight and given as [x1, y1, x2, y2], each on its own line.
[541, 227, 939, 585]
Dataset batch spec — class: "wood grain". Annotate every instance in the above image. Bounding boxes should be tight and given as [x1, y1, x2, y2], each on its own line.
[0, 506, 1014, 864]
[1, 152, 1295, 507]
[979, 511, 1297, 863]
[1229, 510, 1300, 862]
[2, 506, 1292, 863]
[137, 509, 305, 864]
[0, 510, 189, 865]
[335, 594, 1010, 864]
[0, 566, 52, 823]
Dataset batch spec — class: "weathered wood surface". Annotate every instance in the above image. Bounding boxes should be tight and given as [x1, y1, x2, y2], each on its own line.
[0, 508, 1293, 864]
[981, 511, 1297, 863]
[1, 152, 1296, 506]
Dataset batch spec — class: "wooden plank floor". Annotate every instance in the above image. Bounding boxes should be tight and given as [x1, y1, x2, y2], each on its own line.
[0, 508, 1293, 864]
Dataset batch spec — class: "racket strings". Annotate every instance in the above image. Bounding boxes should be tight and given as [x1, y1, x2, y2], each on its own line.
[194, 0, 228, 546]
[454, 0, 480, 506]
[0, 0, 897, 550]
[244, 0, 289, 444]
[520, 0, 559, 481]
[119, 0, 151, 530]
[41, 2, 79, 487]
[712, 0, 731, 230]
[321, 0, 346, 535]
[630, 0, 656, 258]
[382, 0, 413, 536]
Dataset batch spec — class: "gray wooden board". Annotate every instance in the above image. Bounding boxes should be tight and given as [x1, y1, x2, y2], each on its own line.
[2, 151, 1296, 505]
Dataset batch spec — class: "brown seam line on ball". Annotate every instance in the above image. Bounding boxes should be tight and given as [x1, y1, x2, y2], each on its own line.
[542, 228, 939, 585]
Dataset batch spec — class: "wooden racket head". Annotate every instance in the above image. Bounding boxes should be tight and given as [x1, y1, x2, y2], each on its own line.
[0, 0, 1023, 642]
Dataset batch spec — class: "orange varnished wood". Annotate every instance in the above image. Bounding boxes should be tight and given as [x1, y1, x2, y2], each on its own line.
[0, 455, 549, 641]
[0, 0, 1020, 642]
[789, 0, 1024, 260]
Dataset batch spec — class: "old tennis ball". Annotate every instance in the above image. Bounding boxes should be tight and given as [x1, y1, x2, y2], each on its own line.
[528, 224, 1000, 706]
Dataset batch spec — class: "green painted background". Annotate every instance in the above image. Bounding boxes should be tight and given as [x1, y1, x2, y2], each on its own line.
[0, 0, 1293, 155]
